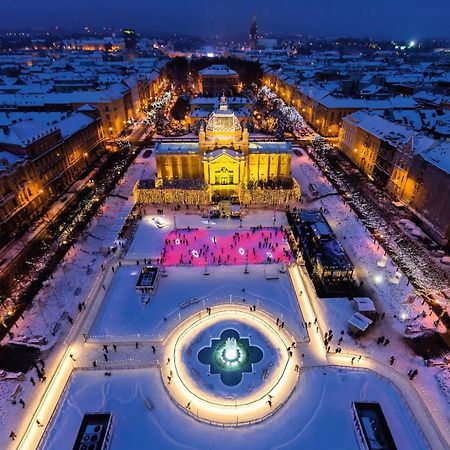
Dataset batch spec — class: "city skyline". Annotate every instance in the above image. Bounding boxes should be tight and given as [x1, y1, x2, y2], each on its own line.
[2, 0, 450, 40]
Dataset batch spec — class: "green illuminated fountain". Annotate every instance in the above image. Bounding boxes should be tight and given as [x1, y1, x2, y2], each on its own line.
[198, 329, 263, 386]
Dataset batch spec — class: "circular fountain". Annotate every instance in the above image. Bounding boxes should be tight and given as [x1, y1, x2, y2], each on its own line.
[163, 304, 300, 425]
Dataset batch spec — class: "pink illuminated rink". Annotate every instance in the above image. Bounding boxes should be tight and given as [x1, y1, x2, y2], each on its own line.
[161, 227, 292, 266]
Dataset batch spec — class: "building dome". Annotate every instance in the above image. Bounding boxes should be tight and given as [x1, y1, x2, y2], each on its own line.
[206, 109, 242, 133]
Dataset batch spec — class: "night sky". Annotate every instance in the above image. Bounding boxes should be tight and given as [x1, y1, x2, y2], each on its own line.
[2, 0, 450, 39]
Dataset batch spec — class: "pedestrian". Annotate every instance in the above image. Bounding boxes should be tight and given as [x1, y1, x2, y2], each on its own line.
[136, 342, 139, 349]
[276, 318, 280, 326]
[36, 420, 43, 427]
[103, 353, 108, 362]
[19, 399, 25, 408]
[103, 344, 109, 353]
[267, 400, 272, 408]
[93, 361, 97, 368]
[30, 377, 35, 386]
[167, 358, 170, 365]
[67, 316, 73, 324]
[281, 321, 285, 329]
[351, 357, 355, 365]
[113, 344, 117, 352]
[151, 345, 156, 354]
[9, 431, 16, 441]
[383, 339, 390, 346]
[69, 354, 76, 361]
[390, 356, 395, 365]
[381, 312, 385, 319]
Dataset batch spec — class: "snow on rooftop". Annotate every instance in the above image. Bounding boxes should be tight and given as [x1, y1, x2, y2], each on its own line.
[0, 118, 57, 147]
[345, 111, 436, 153]
[419, 140, 450, 175]
[199, 65, 238, 76]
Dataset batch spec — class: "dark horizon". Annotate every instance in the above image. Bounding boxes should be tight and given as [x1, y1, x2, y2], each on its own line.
[2, 0, 450, 41]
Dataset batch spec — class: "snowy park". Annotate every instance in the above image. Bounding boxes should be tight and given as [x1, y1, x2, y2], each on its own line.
[3, 145, 449, 450]
[41, 366, 429, 450]
[90, 264, 306, 339]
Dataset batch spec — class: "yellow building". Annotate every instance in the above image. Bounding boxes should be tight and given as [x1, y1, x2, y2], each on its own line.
[136, 97, 299, 205]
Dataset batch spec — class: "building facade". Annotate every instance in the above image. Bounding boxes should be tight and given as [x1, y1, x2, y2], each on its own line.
[0, 109, 104, 245]
[135, 97, 299, 205]
[340, 111, 450, 244]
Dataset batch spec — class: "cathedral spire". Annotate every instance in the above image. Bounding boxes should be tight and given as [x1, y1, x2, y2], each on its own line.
[249, 13, 258, 50]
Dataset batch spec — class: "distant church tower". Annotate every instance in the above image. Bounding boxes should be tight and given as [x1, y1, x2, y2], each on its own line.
[249, 13, 258, 50]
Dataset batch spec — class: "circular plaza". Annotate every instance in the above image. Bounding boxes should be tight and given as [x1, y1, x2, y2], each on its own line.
[162, 303, 301, 426]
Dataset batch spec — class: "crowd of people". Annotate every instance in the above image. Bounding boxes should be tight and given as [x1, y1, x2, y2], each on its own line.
[160, 227, 292, 267]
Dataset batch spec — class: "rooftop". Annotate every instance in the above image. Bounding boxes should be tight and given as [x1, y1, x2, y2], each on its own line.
[199, 65, 238, 77]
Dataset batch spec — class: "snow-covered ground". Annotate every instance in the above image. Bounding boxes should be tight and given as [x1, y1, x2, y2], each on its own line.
[291, 150, 450, 440]
[90, 265, 306, 340]
[41, 366, 428, 450]
[0, 151, 153, 447]
[3, 144, 449, 450]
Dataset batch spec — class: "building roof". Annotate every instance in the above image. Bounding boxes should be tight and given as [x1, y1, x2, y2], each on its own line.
[0, 119, 57, 148]
[344, 111, 435, 153]
[348, 312, 373, 331]
[206, 109, 241, 133]
[0, 150, 26, 172]
[0, 111, 96, 142]
[199, 65, 238, 77]
[298, 83, 418, 110]
[248, 141, 292, 154]
[419, 140, 450, 175]
[154, 142, 199, 154]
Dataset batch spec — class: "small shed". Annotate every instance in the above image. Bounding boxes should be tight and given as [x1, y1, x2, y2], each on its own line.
[348, 312, 373, 336]
[350, 297, 376, 319]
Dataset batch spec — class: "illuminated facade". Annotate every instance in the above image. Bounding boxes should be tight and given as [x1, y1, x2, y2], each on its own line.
[135, 97, 299, 205]
[340, 111, 450, 244]
[0, 109, 105, 245]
